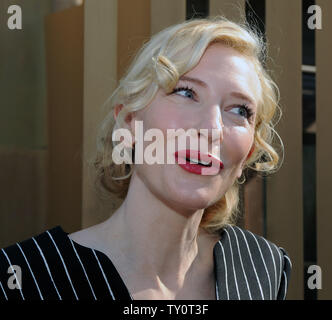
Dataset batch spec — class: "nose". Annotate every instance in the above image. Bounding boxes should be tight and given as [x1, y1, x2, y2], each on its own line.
[197, 104, 224, 145]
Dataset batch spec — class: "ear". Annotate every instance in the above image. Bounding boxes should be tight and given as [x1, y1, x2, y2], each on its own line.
[113, 104, 137, 147]
[113, 104, 121, 120]
[113, 104, 124, 121]
[237, 145, 255, 178]
[236, 168, 243, 179]
[113, 104, 135, 126]
[246, 144, 255, 160]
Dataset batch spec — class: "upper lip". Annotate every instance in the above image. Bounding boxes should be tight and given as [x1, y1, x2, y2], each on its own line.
[174, 150, 224, 168]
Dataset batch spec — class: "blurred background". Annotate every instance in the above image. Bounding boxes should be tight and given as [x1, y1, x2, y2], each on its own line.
[0, 0, 331, 300]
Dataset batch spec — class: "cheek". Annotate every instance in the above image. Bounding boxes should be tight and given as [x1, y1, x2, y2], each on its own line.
[141, 103, 192, 158]
[138, 104, 186, 164]
[222, 126, 254, 164]
[143, 103, 183, 131]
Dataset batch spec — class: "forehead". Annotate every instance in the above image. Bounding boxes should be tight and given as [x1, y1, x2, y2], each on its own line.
[186, 43, 262, 105]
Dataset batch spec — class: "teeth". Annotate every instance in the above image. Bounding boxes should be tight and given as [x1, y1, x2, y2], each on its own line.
[186, 157, 211, 166]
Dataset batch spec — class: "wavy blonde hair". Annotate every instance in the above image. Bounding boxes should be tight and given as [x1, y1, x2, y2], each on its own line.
[93, 16, 283, 234]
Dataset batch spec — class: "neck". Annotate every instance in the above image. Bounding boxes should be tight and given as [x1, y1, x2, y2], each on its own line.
[103, 171, 218, 290]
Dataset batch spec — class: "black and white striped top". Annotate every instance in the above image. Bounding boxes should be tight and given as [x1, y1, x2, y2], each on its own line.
[0, 225, 291, 300]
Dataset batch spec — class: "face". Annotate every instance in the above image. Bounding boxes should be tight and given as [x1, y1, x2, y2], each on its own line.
[129, 43, 261, 215]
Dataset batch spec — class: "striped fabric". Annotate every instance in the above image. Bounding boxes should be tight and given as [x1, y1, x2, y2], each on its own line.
[214, 225, 292, 300]
[0, 225, 291, 300]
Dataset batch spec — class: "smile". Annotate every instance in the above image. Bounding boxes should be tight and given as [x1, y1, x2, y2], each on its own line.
[174, 150, 224, 175]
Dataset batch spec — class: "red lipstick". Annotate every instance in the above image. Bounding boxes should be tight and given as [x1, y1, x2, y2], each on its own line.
[174, 150, 224, 175]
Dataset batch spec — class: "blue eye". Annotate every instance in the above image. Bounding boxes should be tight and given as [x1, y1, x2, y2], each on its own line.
[231, 104, 254, 120]
[172, 86, 196, 100]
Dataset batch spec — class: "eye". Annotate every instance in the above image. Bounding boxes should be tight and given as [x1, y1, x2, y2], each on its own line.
[230, 104, 254, 120]
[171, 86, 196, 100]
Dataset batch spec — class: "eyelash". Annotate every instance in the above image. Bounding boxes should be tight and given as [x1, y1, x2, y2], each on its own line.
[237, 104, 254, 120]
[172, 86, 196, 100]
[171, 86, 254, 121]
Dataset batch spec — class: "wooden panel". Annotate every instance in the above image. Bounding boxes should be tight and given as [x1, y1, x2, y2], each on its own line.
[45, 5, 84, 233]
[51, 0, 83, 12]
[0, 148, 47, 248]
[209, 0, 245, 20]
[150, 0, 186, 35]
[244, 174, 264, 236]
[265, 0, 303, 299]
[117, 0, 151, 80]
[82, 0, 121, 228]
[316, 0, 332, 300]
[0, 0, 51, 149]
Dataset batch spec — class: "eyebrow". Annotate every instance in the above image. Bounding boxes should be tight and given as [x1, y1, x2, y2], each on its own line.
[179, 76, 208, 88]
[230, 92, 256, 106]
[179, 75, 256, 105]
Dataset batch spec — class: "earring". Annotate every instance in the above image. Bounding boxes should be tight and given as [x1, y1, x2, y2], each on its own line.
[236, 172, 246, 185]
[131, 143, 135, 164]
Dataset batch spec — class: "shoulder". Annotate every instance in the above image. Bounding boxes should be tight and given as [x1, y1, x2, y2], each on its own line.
[0, 226, 69, 268]
[220, 224, 292, 263]
[0, 226, 132, 301]
[0, 226, 82, 300]
[214, 224, 292, 300]
[0, 226, 71, 300]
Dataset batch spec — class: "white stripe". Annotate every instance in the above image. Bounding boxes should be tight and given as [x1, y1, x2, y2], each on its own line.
[215, 281, 219, 300]
[235, 227, 264, 300]
[248, 231, 272, 300]
[274, 245, 283, 293]
[218, 241, 229, 300]
[0, 281, 8, 300]
[1, 248, 24, 300]
[16, 243, 44, 300]
[282, 271, 287, 300]
[261, 238, 278, 299]
[302, 64, 316, 73]
[224, 229, 240, 299]
[32, 237, 62, 300]
[228, 226, 252, 299]
[69, 239, 97, 300]
[92, 249, 115, 300]
[283, 253, 292, 268]
[46, 231, 79, 300]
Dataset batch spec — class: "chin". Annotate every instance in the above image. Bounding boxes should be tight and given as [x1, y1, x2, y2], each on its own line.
[164, 187, 217, 212]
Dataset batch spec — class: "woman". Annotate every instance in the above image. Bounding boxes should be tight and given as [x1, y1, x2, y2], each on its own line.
[0, 17, 291, 300]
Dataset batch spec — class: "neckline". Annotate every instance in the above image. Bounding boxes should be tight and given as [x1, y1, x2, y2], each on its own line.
[56, 226, 134, 300]
[56, 225, 226, 300]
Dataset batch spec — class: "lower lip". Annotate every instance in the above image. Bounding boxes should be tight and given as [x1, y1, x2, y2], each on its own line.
[174, 152, 223, 175]
[177, 159, 208, 175]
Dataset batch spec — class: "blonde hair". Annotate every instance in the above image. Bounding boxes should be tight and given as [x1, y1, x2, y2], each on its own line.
[93, 16, 283, 234]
